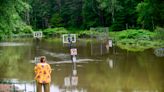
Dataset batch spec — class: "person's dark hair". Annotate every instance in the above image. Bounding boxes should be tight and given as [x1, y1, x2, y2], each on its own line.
[40, 56, 46, 63]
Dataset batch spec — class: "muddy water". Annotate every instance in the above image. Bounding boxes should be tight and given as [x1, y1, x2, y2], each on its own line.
[0, 39, 164, 92]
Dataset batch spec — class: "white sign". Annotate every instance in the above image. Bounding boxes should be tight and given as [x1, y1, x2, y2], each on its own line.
[62, 34, 76, 43]
[33, 31, 43, 38]
[70, 48, 77, 55]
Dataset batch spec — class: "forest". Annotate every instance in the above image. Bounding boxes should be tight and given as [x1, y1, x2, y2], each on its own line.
[0, 0, 164, 32]
[0, 0, 164, 51]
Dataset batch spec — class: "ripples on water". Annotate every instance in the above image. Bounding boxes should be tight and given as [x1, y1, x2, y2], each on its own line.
[0, 42, 31, 46]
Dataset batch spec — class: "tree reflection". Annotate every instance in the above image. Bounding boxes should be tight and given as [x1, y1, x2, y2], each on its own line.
[59, 61, 87, 92]
[0, 46, 34, 80]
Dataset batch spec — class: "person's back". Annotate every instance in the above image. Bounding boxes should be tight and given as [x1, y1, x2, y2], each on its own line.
[35, 63, 51, 83]
[34, 56, 51, 92]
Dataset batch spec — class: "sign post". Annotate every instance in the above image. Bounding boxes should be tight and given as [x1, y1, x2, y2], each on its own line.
[62, 34, 77, 76]
[33, 31, 43, 64]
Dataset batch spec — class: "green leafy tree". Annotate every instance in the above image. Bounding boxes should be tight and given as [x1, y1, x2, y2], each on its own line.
[82, 0, 110, 28]
[121, 0, 141, 29]
[0, 0, 32, 39]
[97, 0, 123, 23]
[96, 0, 125, 31]
[136, 0, 164, 30]
[29, 0, 51, 29]
[60, 0, 83, 28]
[50, 13, 63, 27]
[82, 0, 100, 28]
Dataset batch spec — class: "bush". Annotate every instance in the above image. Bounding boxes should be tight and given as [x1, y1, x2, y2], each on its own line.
[155, 27, 164, 40]
[78, 30, 91, 38]
[43, 27, 68, 37]
[116, 29, 154, 40]
[114, 29, 157, 51]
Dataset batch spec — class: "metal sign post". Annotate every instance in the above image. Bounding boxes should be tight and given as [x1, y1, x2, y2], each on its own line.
[33, 31, 43, 64]
[90, 27, 109, 55]
[62, 34, 77, 76]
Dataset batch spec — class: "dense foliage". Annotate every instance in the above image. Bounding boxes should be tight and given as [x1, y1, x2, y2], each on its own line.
[1, 0, 164, 32]
[27, 0, 164, 31]
[113, 29, 164, 51]
[0, 0, 33, 40]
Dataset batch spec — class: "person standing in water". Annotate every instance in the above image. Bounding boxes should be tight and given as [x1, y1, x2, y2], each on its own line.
[34, 56, 52, 92]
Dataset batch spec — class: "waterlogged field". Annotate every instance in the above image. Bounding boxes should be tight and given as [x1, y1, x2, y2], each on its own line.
[0, 39, 163, 92]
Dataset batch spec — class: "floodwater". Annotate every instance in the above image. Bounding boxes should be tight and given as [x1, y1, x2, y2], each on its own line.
[0, 39, 164, 92]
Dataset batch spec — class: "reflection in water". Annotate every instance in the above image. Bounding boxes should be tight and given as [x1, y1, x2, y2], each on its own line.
[60, 63, 87, 92]
[0, 83, 36, 92]
[0, 45, 33, 79]
[0, 79, 35, 91]
[106, 58, 114, 69]
[0, 80, 60, 92]
[105, 39, 113, 53]
[154, 48, 164, 57]
[0, 39, 164, 92]
[0, 42, 31, 46]
[43, 50, 70, 60]
[90, 39, 115, 56]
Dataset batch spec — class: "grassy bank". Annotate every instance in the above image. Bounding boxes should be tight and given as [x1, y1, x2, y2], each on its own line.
[2, 27, 163, 52]
[42, 27, 164, 52]
[110, 29, 164, 51]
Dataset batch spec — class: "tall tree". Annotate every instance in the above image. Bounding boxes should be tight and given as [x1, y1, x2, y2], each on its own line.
[82, 0, 100, 28]
[29, 0, 51, 29]
[60, 0, 83, 28]
[136, 0, 164, 30]
[0, 0, 31, 38]
[49, 0, 63, 27]
[97, 0, 123, 23]
[82, 0, 110, 28]
[121, 0, 141, 29]
[96, 0, 125, 31]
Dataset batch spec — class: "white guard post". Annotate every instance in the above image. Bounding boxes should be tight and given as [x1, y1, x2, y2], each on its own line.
[33, 31, 43, 38]
[64, 77, 71, 87]
[108, 39, 112, 47]
[64, 76, 78, 86]
[72, 56, 77, 62]
[73, 69, 77, 75]
[62, 34, 76, 43]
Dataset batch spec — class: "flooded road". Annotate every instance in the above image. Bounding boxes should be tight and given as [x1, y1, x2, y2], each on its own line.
[0, 39, 164, 92]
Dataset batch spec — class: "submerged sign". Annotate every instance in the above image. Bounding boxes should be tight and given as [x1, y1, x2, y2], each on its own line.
[62, 34, 76, 43]
[70, 48, 77, 55]
[154, 48, 164, 57]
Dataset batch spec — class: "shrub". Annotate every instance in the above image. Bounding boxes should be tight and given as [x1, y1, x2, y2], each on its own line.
[116, 29, 154, 40]
[43, 27, 68, 37]
[155, 27, 164, 40]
